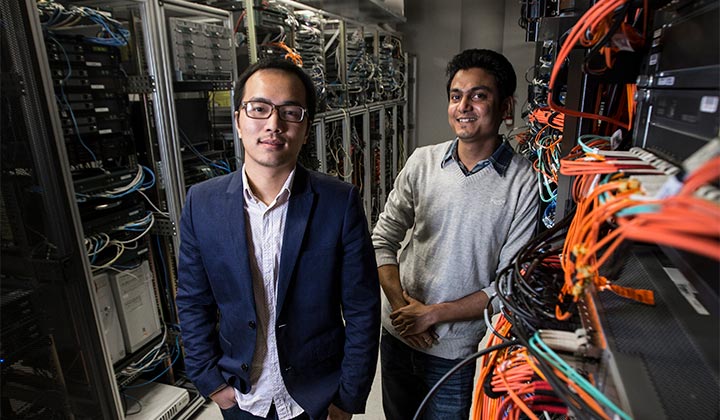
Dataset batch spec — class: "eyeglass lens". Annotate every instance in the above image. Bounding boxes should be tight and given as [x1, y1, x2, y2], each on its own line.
[244, 101, 305, 122]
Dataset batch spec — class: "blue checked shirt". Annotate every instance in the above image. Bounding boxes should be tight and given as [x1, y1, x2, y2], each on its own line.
[440, 137, 513, 176]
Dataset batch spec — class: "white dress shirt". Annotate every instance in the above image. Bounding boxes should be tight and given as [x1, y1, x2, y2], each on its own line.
[234, 166, 304, 419]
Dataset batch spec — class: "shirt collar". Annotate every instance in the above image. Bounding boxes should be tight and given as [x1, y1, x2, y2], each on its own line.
[241, 164, 295, 206]
[441, 137, 514, 176]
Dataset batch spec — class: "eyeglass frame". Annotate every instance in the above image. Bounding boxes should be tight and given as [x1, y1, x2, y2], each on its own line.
[240, 100, 308, 123]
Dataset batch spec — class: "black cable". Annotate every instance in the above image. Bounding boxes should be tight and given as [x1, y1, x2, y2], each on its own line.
[511, 245, 571, 325]
[513, 244, 565, 305]
[493, 219, 603, 420]
[496, 266, 537, 323]
[494, 206, 578, 335]
[412, 340, 517, 420]
[484, 305, 511, 343]
[122, 392, 143, 416]
[473, 203, 603, 418]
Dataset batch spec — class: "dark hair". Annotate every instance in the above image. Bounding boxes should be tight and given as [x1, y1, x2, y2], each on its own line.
[445, 49, 516, 101]
[234, 58, 317, 124]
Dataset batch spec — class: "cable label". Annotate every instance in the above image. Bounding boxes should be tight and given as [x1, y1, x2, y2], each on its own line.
[700, 96, 719, 113]
[663, 267, 709, 315]
[607, 284, 655, 305]
[657, 76, 675, 87]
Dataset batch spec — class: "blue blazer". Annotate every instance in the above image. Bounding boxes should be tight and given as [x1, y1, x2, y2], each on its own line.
[176, 165, 380, 419]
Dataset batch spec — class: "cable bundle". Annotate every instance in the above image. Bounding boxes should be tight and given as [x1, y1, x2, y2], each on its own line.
[377, 36, 406, 101]
[559, 136, 663, 177]
[267, 41, 303, 66]
[610, 156, 720, 260]
[326, 119, 352, 180]
[496, 213, 572, 336]
[467, 213, 608, 419]
[179, 129, 232, 176]
[477, 340, 569, 420]
[559, 170, 655, 316]
[530, 119, 562, 205]
[76, 165, 156, 201]
[295, 11, 327, 105]
[85, 211, 155, 270]
[469, 144, 720, 420]
[118, 325, 182, 388]
[548, 0, 647, 131]
[38, 0, 130, 46]
[514, 106, 566, 227]
[557, 145, 720, 318]
[514, 43, 566, 227]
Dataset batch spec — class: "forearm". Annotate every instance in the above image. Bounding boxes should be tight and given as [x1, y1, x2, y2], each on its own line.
[428, 290, 492, 325]
[377, 264, 406, 310]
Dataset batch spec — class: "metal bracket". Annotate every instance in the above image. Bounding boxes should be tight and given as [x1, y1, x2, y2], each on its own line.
[211, 80, 233, 91]
[127, 75, 156, 94]
[151, 217, 177, 237]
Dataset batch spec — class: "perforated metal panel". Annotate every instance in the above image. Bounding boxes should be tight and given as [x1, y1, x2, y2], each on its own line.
[597, 247, 719, 420]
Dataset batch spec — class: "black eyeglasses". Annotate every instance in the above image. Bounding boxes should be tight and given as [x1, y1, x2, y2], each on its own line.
[241, 101, 307, 123]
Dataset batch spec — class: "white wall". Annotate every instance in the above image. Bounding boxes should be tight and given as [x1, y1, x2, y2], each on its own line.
[399, 0, 462, 147]
[400, 0, 534, 148]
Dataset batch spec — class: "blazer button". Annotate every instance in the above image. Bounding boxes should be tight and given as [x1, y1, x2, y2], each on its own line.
[248, 321, 256, 329]
[241, 363, 249, 372]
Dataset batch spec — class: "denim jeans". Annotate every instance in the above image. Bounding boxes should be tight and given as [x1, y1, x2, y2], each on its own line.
[381, 329, 475, 420]
[220, 404, 310, 420]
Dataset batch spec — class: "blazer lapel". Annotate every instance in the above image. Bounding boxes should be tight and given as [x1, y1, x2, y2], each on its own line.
[225, 171, 256, 303]
[276, 166, 313, 313]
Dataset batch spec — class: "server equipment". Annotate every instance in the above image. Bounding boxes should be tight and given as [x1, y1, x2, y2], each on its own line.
[124, 382, 190, 420]
[633, 0, 719, 162]
[465, 1, 720, 419]
[90, 272, 126, 364]
[2, 0, 407, 417]
[109, 260, 162, 354]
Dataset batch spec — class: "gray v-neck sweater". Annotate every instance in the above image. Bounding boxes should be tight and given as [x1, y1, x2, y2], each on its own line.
[372, 140, 538, 359]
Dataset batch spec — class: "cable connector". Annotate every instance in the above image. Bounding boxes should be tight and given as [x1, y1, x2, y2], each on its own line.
[537, 328, 590, 354]
[571, 244, 588, 258]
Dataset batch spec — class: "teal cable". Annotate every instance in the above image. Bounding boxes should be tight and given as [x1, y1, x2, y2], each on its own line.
[537, 171, 557, 203]
[577, 134, 611, 154]
[615, 204, 660, 217]
[529, 333, 632, 420]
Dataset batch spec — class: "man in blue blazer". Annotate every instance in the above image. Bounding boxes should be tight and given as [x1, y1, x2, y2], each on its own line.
[176, 58, 380, 420]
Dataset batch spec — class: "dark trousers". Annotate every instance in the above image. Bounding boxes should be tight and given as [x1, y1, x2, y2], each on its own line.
[381, 329, 475, 420]
[220, 404, 310, 420]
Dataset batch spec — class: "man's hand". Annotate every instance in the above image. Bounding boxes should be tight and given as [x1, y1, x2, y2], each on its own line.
[210, 386, 236, 410]
[327, 403, 352, 420]
[390, 291, 437, 337]
[403, 330, 439, 349]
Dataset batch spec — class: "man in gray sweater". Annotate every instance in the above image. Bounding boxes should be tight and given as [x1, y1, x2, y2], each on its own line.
[372, 49, 539, 419]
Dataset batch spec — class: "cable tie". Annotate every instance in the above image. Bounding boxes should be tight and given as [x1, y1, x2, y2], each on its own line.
[571, 280, 586, 298]
[571, 245, 587, 257]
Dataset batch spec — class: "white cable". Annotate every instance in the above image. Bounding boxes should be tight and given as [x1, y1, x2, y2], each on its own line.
[90, 241, 125, 270]
[114, 214, 155, 244]
[138, 190, 169, 217]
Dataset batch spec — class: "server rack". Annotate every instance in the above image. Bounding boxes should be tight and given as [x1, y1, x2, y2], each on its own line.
[2, 1, 407, 418]
[1, 0, 239, 418]
[477, 1, 719, 419]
